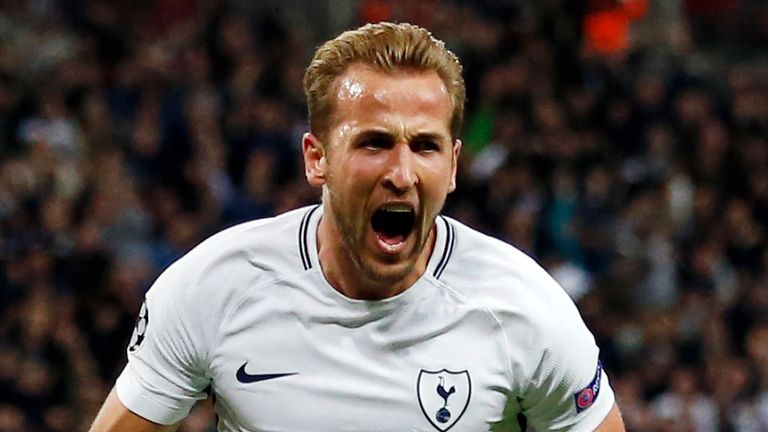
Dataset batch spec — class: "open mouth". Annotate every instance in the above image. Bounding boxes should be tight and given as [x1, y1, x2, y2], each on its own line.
[371, 205, 416, 247]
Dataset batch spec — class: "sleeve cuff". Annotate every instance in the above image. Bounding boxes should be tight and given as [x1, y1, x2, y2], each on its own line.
[115, 365, 195, 425]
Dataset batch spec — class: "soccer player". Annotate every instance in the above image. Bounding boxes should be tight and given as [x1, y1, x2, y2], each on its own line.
[90, 22, 625, 431]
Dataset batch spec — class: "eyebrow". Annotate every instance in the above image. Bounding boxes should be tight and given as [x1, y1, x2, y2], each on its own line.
[355, 130, 393, 142]
[355, 130, 449, 143]
[408, 132, 448, 143]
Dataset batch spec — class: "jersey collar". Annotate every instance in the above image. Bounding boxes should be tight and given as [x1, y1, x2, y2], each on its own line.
[298, 205, 457, 304]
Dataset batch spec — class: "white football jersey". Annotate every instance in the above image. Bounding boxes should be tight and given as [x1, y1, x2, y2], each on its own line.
[117, 205, 615, 431]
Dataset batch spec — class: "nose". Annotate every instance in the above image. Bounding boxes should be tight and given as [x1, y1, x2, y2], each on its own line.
[382, 143, 418, 193]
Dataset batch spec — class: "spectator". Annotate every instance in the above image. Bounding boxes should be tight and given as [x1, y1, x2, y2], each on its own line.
[0, 1, 765, 430]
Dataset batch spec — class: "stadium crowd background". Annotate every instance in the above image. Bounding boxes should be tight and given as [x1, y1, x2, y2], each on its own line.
[0, 0, 766, 430]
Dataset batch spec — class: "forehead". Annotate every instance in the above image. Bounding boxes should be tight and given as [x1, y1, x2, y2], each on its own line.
[329, 65, 452, 137]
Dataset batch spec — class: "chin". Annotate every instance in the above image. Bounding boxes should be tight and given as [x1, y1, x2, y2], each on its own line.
[359, 259, 417, 289]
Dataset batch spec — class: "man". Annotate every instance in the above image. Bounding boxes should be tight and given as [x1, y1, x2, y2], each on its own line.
[91, 22, 625, 431]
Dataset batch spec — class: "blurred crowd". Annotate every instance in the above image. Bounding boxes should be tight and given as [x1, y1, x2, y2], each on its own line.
[0, 0, 766, 431]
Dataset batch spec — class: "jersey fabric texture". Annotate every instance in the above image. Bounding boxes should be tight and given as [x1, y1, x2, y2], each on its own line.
[116, 205, 615, 431]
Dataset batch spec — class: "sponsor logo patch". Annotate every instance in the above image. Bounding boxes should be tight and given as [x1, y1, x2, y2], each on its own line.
[574, 361, 602, 413]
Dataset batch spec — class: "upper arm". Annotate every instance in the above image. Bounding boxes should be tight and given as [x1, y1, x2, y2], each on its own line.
[111, 260, 213, 424]
[513, 264, 618, 430]
[89, 387, 180, 432]
[594, 404, 625, 432]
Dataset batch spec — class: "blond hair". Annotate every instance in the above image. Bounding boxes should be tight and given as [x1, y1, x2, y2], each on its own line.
[304, 22, 465, 141]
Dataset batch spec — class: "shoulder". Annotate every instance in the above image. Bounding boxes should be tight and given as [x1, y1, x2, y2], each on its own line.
[178, 205, 313, 275]
[436, 216, 592, 358]
[439, 216, 576, 315]
[144, 206, 317, 327]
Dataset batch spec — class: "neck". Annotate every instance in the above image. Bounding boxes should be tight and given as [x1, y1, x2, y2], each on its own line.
[316, 206, 436, 300]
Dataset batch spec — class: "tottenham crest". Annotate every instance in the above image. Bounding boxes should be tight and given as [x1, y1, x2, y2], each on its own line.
[417, 369, 471, 431]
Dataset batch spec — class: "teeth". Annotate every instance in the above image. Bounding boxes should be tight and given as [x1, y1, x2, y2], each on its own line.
[380, 204, 412, 212]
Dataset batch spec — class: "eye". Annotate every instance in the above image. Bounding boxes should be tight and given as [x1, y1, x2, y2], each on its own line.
[359, 135, 393, 150]
[411, 139, 441, 153]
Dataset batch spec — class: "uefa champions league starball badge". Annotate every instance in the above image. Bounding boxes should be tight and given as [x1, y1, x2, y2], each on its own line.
[128, 301, 149, 352]
[417, 369, 471, 431]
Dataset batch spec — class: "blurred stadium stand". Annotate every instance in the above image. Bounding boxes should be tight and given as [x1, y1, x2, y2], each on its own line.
[0, 0, 766, 430]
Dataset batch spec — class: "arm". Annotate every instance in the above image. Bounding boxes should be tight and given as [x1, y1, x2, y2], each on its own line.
[509, 262, 621, 431]
[594, 404, 625, 432]
[90, 387, 180, 432]
[106, 255, 215, 427]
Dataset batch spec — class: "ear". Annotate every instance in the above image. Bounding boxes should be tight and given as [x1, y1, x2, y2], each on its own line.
[448, 139, 462, 193]
[303, 132, 328, 187]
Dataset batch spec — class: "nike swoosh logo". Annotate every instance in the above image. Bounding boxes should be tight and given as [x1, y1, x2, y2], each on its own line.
[236, 362, 298, 384]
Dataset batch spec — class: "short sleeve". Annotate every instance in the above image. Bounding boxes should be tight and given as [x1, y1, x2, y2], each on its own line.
[520, 296, 616, 432]
[115, 261, 211, 425]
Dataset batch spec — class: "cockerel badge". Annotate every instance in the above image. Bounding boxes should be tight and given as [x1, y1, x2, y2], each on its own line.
[416, 369, 471, 431]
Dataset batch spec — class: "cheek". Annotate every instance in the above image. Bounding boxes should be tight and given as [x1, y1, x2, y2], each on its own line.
[329, 157, 380, 194]
[422, 159, 456, 190]
[346, 154, 385, 180]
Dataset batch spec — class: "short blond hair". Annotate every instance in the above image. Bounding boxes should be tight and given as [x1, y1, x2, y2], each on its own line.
[304, 22, 465, 141]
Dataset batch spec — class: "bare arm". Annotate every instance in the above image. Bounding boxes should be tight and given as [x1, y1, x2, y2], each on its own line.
[594, 404, 625, 432]
[89, 387, 180, 432]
